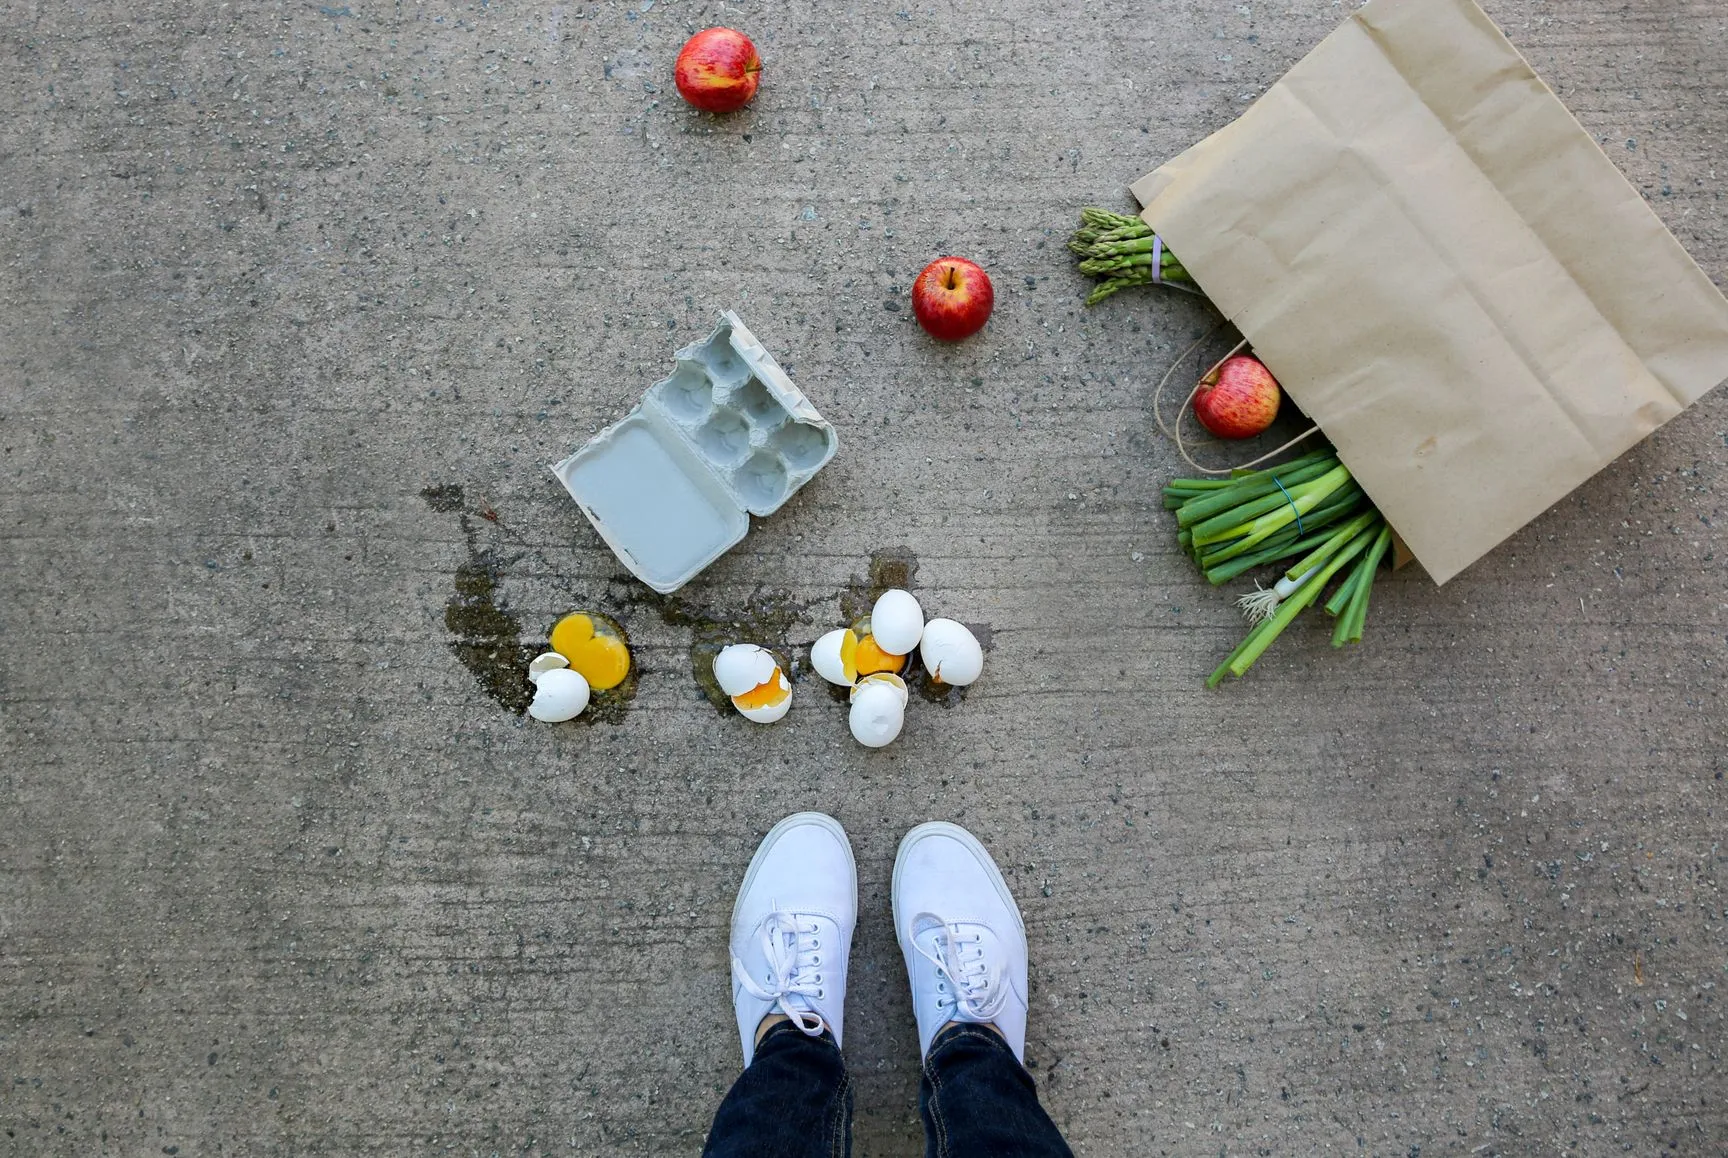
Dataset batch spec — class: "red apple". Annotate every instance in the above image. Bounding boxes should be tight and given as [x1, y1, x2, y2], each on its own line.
[674, 28, 762, 113]
[1193, 355, 1281, 439]
[912, 256, 994, 341]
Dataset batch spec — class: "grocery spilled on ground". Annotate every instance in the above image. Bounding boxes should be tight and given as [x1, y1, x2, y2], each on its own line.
[444, 6, 1728, 724]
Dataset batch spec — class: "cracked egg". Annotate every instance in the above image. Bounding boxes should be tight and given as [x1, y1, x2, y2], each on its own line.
[713, 643, 793, 724]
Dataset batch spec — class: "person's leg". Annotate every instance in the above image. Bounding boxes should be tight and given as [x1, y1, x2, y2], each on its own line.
[703, 1020, 852, 1158]
[701, 812, 858, 1158]
[892, 822, 1074, 1158]
[918, 1023, 1070, 1158]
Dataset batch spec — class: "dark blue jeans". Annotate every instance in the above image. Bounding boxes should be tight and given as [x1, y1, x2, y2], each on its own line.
[703, 1021, 1074, 1158]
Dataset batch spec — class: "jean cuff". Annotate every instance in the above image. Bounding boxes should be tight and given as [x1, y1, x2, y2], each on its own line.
[927, 1020, 1011, 1058]
[755, 1017, 839, 1053]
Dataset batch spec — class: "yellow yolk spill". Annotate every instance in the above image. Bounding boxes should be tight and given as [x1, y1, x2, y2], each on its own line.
[732, 673, 790, 711]
[549, 612, 595, 656]
[564, 634, 630, 690]
[837, 631, 860, 682]
[853, 634, 905, 676]
[549, 611, 632, 691]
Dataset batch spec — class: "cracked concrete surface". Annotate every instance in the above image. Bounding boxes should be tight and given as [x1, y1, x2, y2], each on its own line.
[2, 1, 1725, 1154]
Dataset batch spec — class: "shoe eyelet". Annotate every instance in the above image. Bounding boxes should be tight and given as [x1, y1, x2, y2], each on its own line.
[812, 955, 821, 965]
[817, 989, 825, 999]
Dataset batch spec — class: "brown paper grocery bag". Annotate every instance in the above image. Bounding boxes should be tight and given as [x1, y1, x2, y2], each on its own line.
[1131, 0, 1728, 585]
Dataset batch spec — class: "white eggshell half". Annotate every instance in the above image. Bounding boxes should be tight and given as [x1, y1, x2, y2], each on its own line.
[734, 676, 793, 724]
[810, 629, 854, 686]
[850, 671, 909, 706]
[713, 644, 779, 697]
[527, 667, 590, 722]
[919, 619, 983, 686]
[527, 652, 570, 685]
[870, 589, 925, 655]
[848, 680, 906, 748]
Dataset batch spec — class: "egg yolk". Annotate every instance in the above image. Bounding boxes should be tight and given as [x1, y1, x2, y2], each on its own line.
[732, 674, 790, 711]
[835, 631, 861, 682]
[853, 634, 906, 676]
[549, 611, 631, 691]
[564, 634, 630, 690]
[549, 612, 595, 656]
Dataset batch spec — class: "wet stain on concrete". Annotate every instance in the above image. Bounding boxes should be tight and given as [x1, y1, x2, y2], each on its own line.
[445, 553, 536, 715]
[423, 483, 636, 724]
[642, 586, 812, 716]
[838, 547, 920, 624]
[424, 483, 534, 714]
[421, 483, 465, 513]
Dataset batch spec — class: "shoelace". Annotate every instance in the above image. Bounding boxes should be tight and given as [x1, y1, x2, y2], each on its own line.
[731, 908, 829, 1036]
[913, 916, 1006, 1023]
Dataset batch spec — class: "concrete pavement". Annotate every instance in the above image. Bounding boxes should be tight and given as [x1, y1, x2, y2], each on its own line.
[3, 1, 1725, 1153]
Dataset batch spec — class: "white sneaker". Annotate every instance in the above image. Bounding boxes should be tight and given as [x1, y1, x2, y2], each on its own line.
[728, 812, 857, 1066]
[892, 821, 1030, 1062]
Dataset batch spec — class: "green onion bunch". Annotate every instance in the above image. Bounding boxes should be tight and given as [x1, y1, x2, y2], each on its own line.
[1163, 448, 1393, 686]
[1069, 208, 1196, 306]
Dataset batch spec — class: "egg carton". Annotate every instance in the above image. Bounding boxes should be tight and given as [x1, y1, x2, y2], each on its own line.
[552, 311, 839, 593]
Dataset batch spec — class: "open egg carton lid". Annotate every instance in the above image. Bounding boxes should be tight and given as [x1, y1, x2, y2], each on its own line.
[551, 311, 839, 594]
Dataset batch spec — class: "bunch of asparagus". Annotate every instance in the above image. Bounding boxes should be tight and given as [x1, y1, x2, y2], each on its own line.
[1069, 208, 1196, 306]
[1163, 449, 1393, 686]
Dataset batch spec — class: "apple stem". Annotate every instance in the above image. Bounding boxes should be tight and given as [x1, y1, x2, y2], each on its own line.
[943, 266, 960, 291]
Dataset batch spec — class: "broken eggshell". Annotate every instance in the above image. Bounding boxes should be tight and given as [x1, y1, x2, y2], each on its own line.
[870, 589, 924, 655]
[714, 643, 793, 724]
[918, 619, 983, 686]
[735, 670, 794, 723]
[528, 652, 571, 681]
[713, 644, 779, 697]
[848, 672, 908, 747]
[810, 628, 858, 686]
[528, 667, 591, 722]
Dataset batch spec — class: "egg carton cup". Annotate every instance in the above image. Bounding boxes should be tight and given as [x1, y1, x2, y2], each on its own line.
[552, 311, 839, 593]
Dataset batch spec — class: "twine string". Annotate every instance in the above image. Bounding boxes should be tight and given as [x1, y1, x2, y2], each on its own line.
[1152, 327, 1321, 476]
[1271, 474, 1304, 536]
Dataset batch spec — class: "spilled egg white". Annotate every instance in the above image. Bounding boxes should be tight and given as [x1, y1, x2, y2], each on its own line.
[848, 675, 906, 748]
[918, 619, 983, 686]
[870, 589, 924, 655]
[713, 644, 778, 698]
[528, 667, 590, 722]
[810, 628, 857, 686]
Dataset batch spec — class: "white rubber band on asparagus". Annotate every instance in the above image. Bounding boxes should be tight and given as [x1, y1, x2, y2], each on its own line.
[1149, 231, 1204, 296]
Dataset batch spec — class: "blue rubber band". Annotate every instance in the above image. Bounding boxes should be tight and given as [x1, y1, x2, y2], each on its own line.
[1272, 475, 1304, 536]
